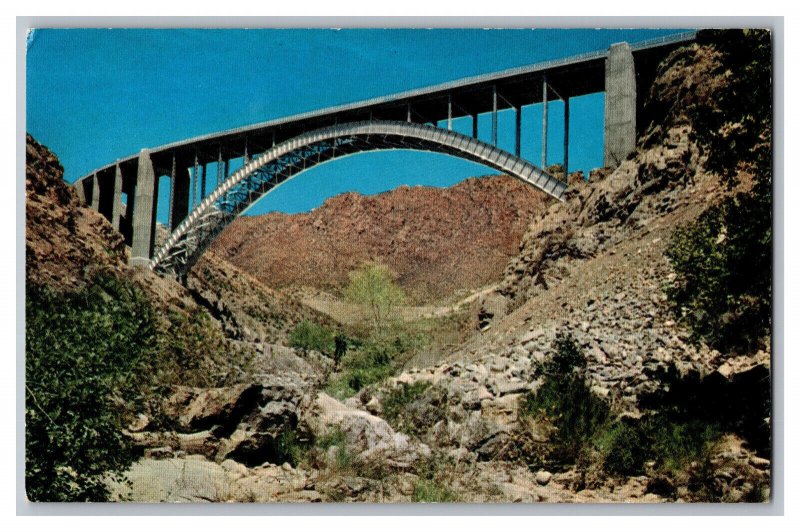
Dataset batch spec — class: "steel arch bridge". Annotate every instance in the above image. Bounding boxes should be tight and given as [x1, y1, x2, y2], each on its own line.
[150, 120, 566, 277]
[72, 33, 696, 276]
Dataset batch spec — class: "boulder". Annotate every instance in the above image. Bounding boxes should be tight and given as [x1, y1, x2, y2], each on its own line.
[304, 393, 430, 469]
[164, 383, 264, 433]
[535, 470, 553, 486]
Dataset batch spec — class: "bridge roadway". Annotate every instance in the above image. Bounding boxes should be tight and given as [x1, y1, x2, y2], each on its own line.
[72, 32, 696, 272]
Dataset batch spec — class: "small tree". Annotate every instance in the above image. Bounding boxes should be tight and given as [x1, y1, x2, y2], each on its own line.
[344, 262, 405, 335]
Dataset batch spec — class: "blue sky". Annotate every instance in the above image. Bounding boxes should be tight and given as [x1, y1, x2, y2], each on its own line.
[26, 28, 687, 218]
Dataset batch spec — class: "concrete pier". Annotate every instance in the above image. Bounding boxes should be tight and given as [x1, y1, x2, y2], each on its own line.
[564, 98, 570, 174]
[604, 42, 637, 167]
[492, 86, 498, 146]
[90, 173, 100, 211]
[111, 164, 123, 231]
[130, 150, 158, 267]
[541, 77, 548, 169]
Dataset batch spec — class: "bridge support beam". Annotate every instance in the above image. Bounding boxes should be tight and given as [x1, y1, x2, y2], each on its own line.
[492, 85, 498, 146]
[130, 149, 158, 267]
[447, 95, 452, 131]
[514, 105, 522, 157]
[192, 154, 199, 209]
[111, 164, 123, 231]
[90, 172, 100, 211]
[604, 42, 636, 168]
[563, 97, 570, 175]
[541, 76, 548, 169]
[471, 113, 478, 139]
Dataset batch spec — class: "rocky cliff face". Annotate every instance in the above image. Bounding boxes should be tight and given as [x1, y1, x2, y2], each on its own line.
[26, 134, 128, 290]
[25, 135, 327, 345]
[211, 175, 551, 302]
[462, 38, 769, 410]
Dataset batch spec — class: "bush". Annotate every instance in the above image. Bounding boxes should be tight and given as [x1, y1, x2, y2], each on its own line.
[274, 428, 312, 468]
[597, 421, 649, 476]
[666, 29, 772, 354]
[647, 418, 720, 474]
[324, 336, 405, 399]
[26, 276, 158, 501]
[412, 479, 458, 503]
[520, 333, 609, 467]
[411, 452, 459, 502]
[153, 307, 255, 390]
[314, 427, 353, 471]
[665, 192, 771, 353]
[344, 262, 405, 335]
[381, 382, 450, 436]
[288, 320, 336, 356]
[595, 415, 721, 479]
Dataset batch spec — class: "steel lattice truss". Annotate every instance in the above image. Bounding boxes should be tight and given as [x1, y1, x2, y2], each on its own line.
[150, 120, 567, 277]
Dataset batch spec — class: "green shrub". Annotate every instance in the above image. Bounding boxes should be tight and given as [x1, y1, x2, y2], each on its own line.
[344, 261, 405, 335]
[315, 427, 353, 470]
[648, 418, 720, 474]
[412, 479, 458, 503]
[381, 381, 450, 436]
[596, 421, 649, 476]
[324, 336, 403, 399]
[152, 307, 255, 391]
[665, 194, 771, 353]
[288, 320, 336, 356]
[594, 415, 721, 479]
[26, 276, 158, 501]
[666, 29, 772, 354]
[521, 333, 609, 467]
[274, 428, 312, 468]
[410, 452, 459, 502]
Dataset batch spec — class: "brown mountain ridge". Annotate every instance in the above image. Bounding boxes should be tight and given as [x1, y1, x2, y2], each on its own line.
[211, 175, 552, 302]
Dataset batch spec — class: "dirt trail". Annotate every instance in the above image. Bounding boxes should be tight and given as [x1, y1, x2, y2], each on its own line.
[298, 284, 498, 325]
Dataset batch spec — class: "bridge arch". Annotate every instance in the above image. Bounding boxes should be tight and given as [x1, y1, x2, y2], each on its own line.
[149, 120, 567, 276]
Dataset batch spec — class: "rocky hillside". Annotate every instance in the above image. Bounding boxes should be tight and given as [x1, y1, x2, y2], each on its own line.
[26, 134, 128, 290]
[25, 136, 327, 345]
[211, 175, 551, 302]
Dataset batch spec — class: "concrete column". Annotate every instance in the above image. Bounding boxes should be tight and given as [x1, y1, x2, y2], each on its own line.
[111, 164, 123, 231]
[564, 98, 570, 175]
[471, 113, 478, 139]
[200, 164, 206, 201]
[514, 105, 522, 157]
[447, 95, 453, 131]
[406, 103, 412, 123]
[90, 172, 100, 211]
[492, 85, 498, 146]
[217, 149, 223, 185]
[130, 150, 158, 267]
[167, 155, 176, 229]
[170, 163, 190, 231]
[541, 77, 548, 169]
[192, 154, 199, 209]
[604, 42, 636, 168]
[75, 178, 87, 204]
